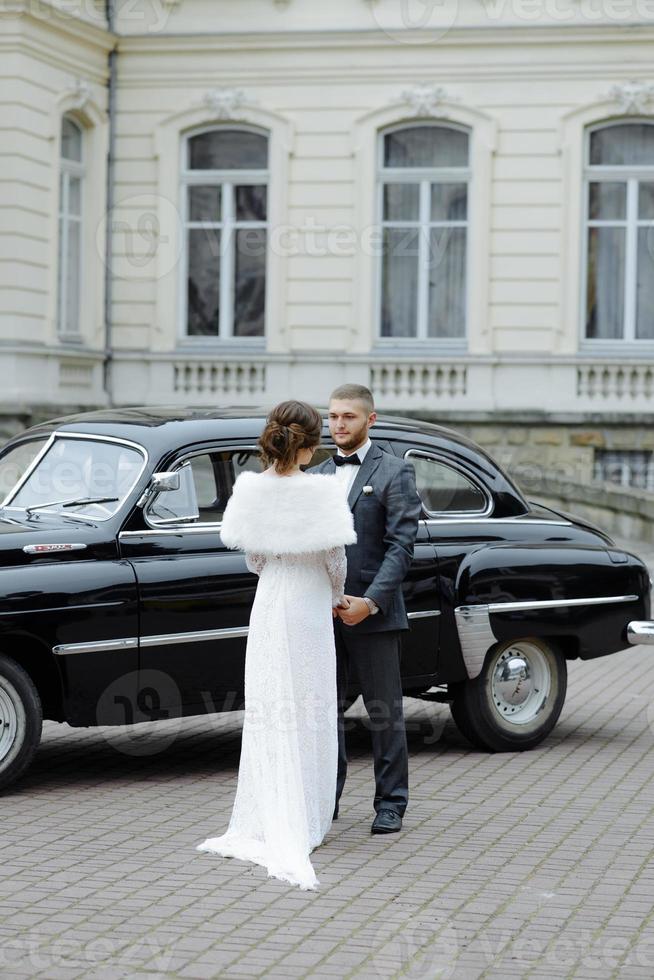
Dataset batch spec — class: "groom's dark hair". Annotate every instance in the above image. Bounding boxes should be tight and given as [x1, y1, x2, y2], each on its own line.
[330, 384, 375, 414]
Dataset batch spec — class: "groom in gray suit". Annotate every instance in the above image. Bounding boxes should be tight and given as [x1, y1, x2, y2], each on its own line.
[316, 384, 420, 834]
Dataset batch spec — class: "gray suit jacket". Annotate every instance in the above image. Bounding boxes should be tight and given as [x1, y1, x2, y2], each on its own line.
[316, 442, 421, 633]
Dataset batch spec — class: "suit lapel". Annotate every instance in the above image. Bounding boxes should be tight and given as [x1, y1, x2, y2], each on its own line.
[347, 443, 383, 509]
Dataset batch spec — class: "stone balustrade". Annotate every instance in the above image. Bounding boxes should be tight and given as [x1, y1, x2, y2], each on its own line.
[576, 362, 654, 404]
[173, 360, 267, 398]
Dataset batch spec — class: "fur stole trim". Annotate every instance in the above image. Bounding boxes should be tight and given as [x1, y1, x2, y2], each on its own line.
[220, 470, 357, 554]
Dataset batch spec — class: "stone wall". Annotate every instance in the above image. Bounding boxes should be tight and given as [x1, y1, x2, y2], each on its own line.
[0, 405, 90, 443]
[454, 420, 654, 545]
[536, 480, 654, 547]
[404, 414, 654, 496]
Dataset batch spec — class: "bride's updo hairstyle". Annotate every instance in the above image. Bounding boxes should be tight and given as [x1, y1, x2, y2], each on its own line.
[259, 400, 322, 475]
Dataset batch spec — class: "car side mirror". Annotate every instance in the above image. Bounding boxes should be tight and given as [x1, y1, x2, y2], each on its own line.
[152, 471, 181, 492]
[138, 462, 200, 525]
[136, 470, 181, 508]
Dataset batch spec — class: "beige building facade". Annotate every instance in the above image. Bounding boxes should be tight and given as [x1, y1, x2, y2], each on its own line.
[2, 0, 654, 487]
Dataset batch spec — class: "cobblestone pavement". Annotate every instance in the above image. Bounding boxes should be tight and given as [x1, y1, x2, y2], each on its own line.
[1, 536, 654, 979]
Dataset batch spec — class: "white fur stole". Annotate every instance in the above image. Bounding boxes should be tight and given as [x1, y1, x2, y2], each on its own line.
[220, 470, 357, 554]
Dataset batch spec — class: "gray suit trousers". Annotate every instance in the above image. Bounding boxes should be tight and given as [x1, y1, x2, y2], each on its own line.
[334, 620, 409, 816]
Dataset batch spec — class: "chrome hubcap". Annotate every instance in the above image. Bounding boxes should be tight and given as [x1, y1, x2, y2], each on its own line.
[490, 643, 551, 726]
[0, 685, 18, 762]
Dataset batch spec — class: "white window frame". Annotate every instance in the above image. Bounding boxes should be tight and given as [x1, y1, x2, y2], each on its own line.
[179, 125, 269, 344]
[594, 448, 654, 492]
[375, 122, 471, 347]
[57, 115, 85, 340]
[581, 119, 654, 347]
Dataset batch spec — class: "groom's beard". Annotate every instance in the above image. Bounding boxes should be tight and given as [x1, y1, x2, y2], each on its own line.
[332, 421, 369, 454]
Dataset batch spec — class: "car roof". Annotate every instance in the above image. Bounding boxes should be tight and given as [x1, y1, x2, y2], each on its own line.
[20, 405, 484, 456]
[10, 406, 529, 515]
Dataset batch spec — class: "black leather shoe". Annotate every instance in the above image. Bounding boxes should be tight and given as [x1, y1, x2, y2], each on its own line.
[371, 809, 402, 834]
[333, 804, 339, 821]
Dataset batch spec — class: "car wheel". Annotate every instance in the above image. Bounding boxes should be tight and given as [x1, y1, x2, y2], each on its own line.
[0, 655, 43, 791]
[450, 638, 567, 752]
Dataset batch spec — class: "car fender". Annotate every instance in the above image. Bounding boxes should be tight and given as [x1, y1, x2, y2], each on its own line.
[452, 544, 650, 679]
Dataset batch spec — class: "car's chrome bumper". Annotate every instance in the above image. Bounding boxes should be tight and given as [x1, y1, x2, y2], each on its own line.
[627, 621, 654, 645]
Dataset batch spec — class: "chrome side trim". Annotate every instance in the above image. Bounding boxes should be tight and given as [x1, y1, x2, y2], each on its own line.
[53, 637, 138, 656]
[488, 594, 638, 614]
[6, 601, 124, 618]
[454, 593, 640, 679]
[454, 605, 497, 680]
[120, 526, 221, 538]
[53, 625, 250, 656]
[627, 621, 654, 645]
[23, 543, 87, 555]
[407, 610, 441, 620]
[422, 517, 572, 527]
[140, 626, 249, 647]
[125, 482, 573, 539]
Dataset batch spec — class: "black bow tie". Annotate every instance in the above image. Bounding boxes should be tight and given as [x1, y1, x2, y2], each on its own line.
[334, 454, 361, 467]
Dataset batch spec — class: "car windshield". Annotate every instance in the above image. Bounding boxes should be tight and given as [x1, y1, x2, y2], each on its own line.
[5, 436, 146, 521]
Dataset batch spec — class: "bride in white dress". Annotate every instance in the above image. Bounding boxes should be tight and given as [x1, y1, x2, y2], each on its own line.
[196, 400, 356, 890]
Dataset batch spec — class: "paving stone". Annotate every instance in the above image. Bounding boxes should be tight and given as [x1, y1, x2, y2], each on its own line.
[2, 531, 653, 978]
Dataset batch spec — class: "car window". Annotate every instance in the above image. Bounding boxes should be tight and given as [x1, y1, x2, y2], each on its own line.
[146, 449, 263, 527]
[305, 446, 336, 469]
[0, 437, 49, 503]
[408, 453, 488, 515]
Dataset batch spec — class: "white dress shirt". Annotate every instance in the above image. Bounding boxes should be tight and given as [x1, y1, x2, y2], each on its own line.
[333, 438, 378, 614]
[333, 438, 372, 495]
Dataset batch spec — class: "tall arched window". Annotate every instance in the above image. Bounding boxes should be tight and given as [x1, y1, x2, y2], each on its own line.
[57, 115, 84, 337]
[182, 127, 268, 339]
[378, 123, 469, 341]
[584, 121, 654, 342]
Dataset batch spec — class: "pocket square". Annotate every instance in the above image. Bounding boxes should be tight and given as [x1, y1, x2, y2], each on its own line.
[363, 485, 373, 495]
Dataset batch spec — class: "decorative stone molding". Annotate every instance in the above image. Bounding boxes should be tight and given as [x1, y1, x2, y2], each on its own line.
[59, 360, 95, 390]
[604, 80, 654, 115]
[155, 100, 293, 160]
[397, 84, 459, 118]
[68, 78, 92, 113]
[202, 88, 252, 120]
[51, 81, 107, 136]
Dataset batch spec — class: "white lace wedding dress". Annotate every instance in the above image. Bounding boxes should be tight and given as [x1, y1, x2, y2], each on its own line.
[196, 469, 356, 890]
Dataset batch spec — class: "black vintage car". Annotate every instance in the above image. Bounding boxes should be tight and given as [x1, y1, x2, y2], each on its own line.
[0, 407, 651, 791]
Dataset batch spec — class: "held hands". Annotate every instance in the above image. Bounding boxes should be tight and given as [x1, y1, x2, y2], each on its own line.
[332, 596, 349, 619]
[333, 595, 370, 626]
